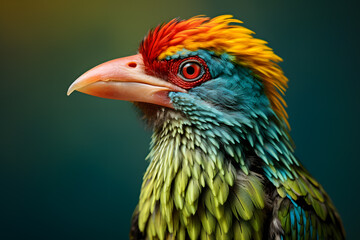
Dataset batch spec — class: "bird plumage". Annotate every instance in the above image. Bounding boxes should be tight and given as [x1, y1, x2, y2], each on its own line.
[68, 15, 345, 240]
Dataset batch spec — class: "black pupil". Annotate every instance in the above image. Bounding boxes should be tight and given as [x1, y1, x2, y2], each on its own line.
[186, 66, 195, 75]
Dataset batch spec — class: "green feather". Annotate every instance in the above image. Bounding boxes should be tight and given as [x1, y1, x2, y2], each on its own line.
[178, 225, 186, 240]
[204, 189, 224, 219]
[230, 184, 254, 221]
[246, 175, 265, 209]
[218, 207, 233, 234]
[186, 215, 201, 240]
[200, 229, 215, 240]
[198, 207, 216, 234]
[216, 223, 233, 240]
[233, 221, 251, 240]
[155, 209, 166, 240]
[250, 210, 263, 232]
[186, 178, 201, 205]
[138, 199, 151, 231]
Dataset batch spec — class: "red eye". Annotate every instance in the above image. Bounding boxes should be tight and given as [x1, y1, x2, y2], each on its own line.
[167, 56, 211, 89]
[178, 61, 204, 81]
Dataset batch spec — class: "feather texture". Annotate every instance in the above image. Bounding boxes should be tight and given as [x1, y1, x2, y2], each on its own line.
[120, 15, 344, 240]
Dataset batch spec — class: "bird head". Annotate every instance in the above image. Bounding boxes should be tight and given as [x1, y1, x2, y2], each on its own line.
[68, 15, 289, 134]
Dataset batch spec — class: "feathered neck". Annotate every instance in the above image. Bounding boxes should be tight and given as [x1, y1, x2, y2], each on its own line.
[136, 105, 297, 238]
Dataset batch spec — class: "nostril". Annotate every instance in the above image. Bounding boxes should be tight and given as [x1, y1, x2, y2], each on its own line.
[128, 62, 137, 68]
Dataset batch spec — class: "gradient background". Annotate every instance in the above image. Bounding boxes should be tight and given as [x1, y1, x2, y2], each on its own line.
[1, 0, 359, 239]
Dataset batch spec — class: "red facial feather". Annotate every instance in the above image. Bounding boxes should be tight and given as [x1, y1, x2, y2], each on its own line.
[139, 18, 213, 89]
[139, 17, 209, 69]
[143, 56, 211, 90]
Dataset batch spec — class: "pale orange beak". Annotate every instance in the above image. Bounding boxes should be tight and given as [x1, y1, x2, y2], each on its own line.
[67, 54, 185, 108]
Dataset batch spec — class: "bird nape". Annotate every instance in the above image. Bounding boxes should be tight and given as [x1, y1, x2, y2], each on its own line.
[68, 15, 345, 240]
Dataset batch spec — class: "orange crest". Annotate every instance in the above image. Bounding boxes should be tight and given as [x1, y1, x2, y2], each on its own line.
[139, 15, 289, 128]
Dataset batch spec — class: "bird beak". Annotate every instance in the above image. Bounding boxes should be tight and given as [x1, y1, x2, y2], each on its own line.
[67, 54, 185, 108]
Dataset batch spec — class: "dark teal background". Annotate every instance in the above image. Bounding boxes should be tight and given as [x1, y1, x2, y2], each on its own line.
[1, 0, 359, 239]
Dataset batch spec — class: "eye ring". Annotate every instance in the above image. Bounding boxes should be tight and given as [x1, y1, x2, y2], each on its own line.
[178, 60, 204, 82]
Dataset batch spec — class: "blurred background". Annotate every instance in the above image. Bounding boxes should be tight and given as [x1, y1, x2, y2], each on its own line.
[1, 0, 359, 239]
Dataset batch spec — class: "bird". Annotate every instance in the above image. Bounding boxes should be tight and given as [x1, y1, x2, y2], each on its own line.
[67, 15, 345, 240]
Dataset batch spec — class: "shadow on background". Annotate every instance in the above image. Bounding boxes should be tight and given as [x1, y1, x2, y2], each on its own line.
[1, 0, 359, 239]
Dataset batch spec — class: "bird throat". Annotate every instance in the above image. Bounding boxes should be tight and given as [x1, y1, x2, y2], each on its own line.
[136, 112, 269, 239]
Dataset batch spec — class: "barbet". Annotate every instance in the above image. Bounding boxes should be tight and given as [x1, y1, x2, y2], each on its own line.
[68, 15, 345, 240]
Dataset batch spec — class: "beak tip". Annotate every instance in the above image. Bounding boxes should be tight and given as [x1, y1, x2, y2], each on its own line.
[67, 84, 76, 96]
